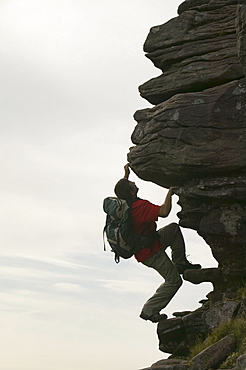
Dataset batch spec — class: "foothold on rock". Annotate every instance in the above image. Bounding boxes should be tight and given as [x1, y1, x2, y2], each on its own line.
[158, 309, 207, 355]
[172, 311, 191, 317]
[183, 268, 222, 287]
[157, 318, 187, 355]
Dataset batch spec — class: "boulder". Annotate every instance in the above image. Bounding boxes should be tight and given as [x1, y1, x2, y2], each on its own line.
[158, 309, 207, 355]
[236, 353, 246, 370]
[182, 309, 207, 345]
[237, 296, 246, 318]
[157, 317, 187, 355]
[150, 359, 188, 370]
[203, 301, 240, 332]
[191, 334, 236, 370]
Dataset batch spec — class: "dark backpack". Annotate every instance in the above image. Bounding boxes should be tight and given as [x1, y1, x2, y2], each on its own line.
[103, 197, 159, 263]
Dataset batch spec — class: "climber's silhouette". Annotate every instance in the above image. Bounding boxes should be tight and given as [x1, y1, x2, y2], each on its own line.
[114, 164, 201, 323]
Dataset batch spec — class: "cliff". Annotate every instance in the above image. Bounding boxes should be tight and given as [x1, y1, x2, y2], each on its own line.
[127, 0, 246, 369]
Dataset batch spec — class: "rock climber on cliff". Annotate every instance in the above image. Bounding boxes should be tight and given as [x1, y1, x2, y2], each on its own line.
[114, 164, 201, 323]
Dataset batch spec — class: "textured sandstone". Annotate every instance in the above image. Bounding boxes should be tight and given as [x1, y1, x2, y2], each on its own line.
[191, 334, 236, 370]
[178, 0, 238, 15]
[129, 79, 246, 187]
[157, 317, 187, 355]
[139, 3, 244, 104]
[158, 309, 207, 355]
[236, 3, 246, 76]
[129, 77, 246, 275]
[183, 268, 222, 286]
[203, 301, 240, 331]
[133, 1, 246, 367]
[156, 296, 246, 359]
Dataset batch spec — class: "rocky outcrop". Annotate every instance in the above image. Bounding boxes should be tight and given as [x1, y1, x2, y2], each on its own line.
[139, 293, 246, 369]
[158, 308, 207, 356]
[130, 0, 246, 369]
[140, 359, 189, 370]
[157, 296, 244, 356]
[131, 79, 246, 186]
[177, 175, 246, 277]
[128, 0, 246, 284]
[139, 0, 244, 104]
[141, 335, 238, 370]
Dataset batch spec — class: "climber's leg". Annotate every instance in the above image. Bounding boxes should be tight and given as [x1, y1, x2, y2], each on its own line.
[140, 248, 182, 318]
[158, 223, 186, 264]
[158, 223, 201, 273]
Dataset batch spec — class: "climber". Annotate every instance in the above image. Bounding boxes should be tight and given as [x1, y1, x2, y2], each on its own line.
[114, 164, 201, 323]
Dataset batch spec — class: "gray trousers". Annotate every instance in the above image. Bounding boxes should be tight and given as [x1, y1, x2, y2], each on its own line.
[140, 223, 184, 317]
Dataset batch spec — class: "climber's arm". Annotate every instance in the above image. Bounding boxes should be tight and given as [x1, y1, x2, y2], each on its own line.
[124, 164, 130, 179]
[159, 187, 178, 218]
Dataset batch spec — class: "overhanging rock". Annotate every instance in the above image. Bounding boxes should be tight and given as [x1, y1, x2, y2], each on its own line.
[128, 0, 246, 279]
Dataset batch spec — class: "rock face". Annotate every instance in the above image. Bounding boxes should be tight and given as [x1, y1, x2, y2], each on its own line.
[157, 308, 207, 355]
[156, 297, 244, 356]
[131, 80, 246, 185]
[202, 300, 240, 332]
[131, 1, 246, 369]
[128, 0, 246, 283]
[139, 0, 243, 105]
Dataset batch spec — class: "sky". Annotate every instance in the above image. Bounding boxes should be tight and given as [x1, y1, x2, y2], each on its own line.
[0, 1, 218, 369]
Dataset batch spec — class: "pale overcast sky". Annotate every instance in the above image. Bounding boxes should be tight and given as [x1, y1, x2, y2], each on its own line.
[0, 1, 217, 369]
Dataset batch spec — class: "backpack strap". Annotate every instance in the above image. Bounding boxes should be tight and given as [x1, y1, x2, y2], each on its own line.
[103, 215, 121, 263]
[103, 225, 107, 252]
[103, 215, 111, 252]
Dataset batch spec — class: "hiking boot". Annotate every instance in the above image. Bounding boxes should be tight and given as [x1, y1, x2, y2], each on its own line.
[139, 312, 168, 323]
[175, 261, 201, 274]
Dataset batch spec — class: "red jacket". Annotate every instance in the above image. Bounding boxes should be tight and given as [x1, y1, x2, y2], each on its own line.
[131, 199, 162, 262]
